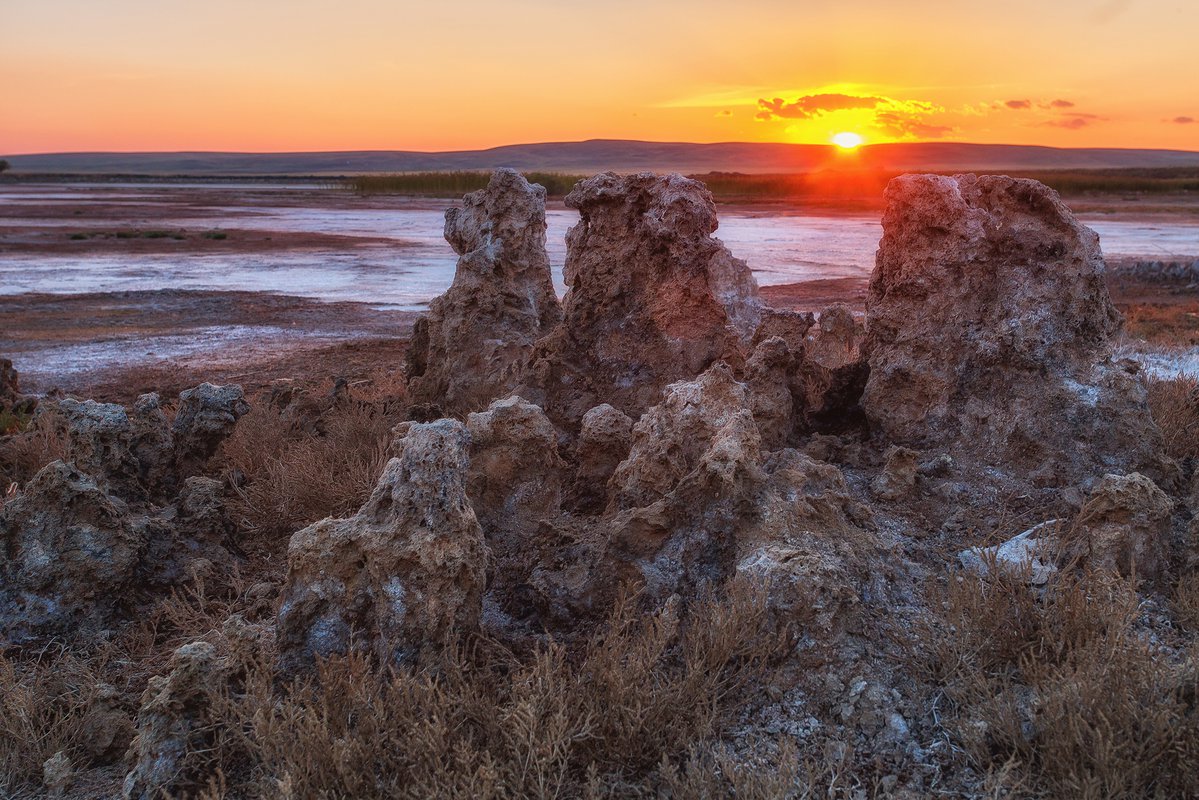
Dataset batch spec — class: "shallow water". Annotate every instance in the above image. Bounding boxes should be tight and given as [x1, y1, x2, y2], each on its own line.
[2, 185, 1197, 311]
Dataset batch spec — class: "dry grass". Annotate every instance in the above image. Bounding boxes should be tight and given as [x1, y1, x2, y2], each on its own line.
[2, 581, 795, 798]
[0, 410, 68, 486]
[1122, 302, 1199, 348]
[0, 647, 122, 795]
[920, 568, 1199, 799]
[1145, 374, 1199, 460]
[207, 587, 788, 798]
[217, 385, 404, 547]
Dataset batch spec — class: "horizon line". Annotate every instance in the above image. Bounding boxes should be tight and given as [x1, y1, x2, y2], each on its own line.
[6, 138, 1199, 159]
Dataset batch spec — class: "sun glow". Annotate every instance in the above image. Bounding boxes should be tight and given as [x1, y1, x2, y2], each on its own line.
[832, 132, 864, 149]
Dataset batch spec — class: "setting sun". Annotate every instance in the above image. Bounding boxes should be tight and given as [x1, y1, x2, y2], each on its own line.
[832, 132, 864, 149]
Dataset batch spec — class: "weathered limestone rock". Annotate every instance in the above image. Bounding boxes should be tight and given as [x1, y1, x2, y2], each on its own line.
[807, 305, 860, 369]
[52, 399, 140, 491]
[42, 751, 73, 797]
[171, 383, 249, 477]
[406, 169, 563, 415]
[465, 396, 565, 617]
[582, 361, 883, 625]
[122, 641, 226, 800]
[570, 403, 635, 513]
[598, 364, 763, 603]
[743, 307, 868, 445]
[736, 449, 881, 631]
[1066, 472, 1173, 579]
[744, 336, 798, 450]
[128, 393, 175, 491]
[871, 446, 920, 501]
[0, 461, 146, 643]
[958, 520, 1062, 586]
[1, 383, 247, 643]
[863, 174, 1166, 488]
[466, 396, 564, 535]
[276, 420, 487, 674]
[610, 363, 759, 511]
[80, 683, 135, 764]
[529, 172, 763, 427]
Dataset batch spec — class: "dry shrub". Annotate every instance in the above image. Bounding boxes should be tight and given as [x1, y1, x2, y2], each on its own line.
[219, 398, 398, 545]
[1121, 302, 1199, 348]
[208, 586, 788, 798]
[1172, 572, 1199, 633]
[922, 569, 1199, 798]
[0, 411, 67, 486]
[1146, 374, 1199, 460]
[0, 647, 124, 796]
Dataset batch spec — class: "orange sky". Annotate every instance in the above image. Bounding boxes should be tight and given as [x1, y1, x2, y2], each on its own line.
[3, 0, 1197, 153]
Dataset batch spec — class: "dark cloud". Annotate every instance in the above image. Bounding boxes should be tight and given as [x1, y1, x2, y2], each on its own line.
[1174, 116, 1195, 124]
[874, 111, 954, 139]
[1005, 99, 1032, 110]
[1048, 99, 1075, 109]
[755, 93, 885, 121]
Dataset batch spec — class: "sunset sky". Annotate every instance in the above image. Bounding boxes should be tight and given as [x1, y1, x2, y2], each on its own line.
[4, 0, 1197, 154]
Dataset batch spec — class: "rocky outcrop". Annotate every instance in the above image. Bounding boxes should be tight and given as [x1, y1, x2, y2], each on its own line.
[128, 393, 176, 494]
[1, 384, 247, 644]
[171, 383, 250, 478]
[52, 399, 142, 494]
[406, 169, 562, 416]
[593, 364, 762, 604]
[122, 641, 227, 800]
[529, 172, 763, 428]
[863, 174, 1166, 489]
[465, 396, 565, 617]
[735, 449, 881, 631]
[1065, 472, 1174, 579]
[806, 305, 860, 369]
[590, 362, 881, 626]
[0, 461, 146, 643]
[570, 403, 635, 513]
[276, 420, 487, 674]
[871, 446, 919, 501]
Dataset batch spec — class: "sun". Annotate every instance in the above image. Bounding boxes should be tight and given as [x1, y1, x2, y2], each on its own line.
[832, 132, 864, 150]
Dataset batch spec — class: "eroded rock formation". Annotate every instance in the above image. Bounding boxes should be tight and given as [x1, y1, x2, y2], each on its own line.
[0, 461, 146, 643]
[171, 383, 250, 478]
[122, 641, 227, 800]
[529, 172, 763, 427]
[1066, 472, 1174, 579]
[276, 419, 487, 673]
[587, 362, 880, 622]
[570, 403, 635, 513]
[0, 383, 247, 644]
[465, 396, 566, 618]
[863, 173, 1167, 489]
[406, 169, 562, 416]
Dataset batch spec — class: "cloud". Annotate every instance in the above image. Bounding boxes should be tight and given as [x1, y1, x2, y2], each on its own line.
[753, 91, 952, 140]
[1005, 99, 1032, 110]
[1048, 99, 1075, 109]
[754, 93, 886, 121]
[1174, 116, 1195, 124]
[1042, 112, 1105, 130]
[874, 111, 954, 139]
[715, 109, 733, 118]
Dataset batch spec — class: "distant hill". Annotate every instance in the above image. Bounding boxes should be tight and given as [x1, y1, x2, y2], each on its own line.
[6, 139, 1199, 175]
